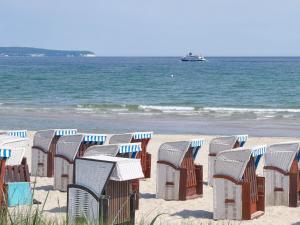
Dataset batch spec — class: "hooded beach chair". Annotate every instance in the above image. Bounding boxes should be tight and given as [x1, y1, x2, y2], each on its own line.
[264, 142, 300, 207]
[84, 142, 142, 209]
[213, 145, 266, 220]
[67, 155, 144, 225]
[208, 134, 248, 186]
[31, 129, 77, 177]
[0, 148, 11, 205]
[109, 131, 153, 178]
[156, 138, 204, 201]
[0, 135, 30, 182]
[54, 133, 107, 191]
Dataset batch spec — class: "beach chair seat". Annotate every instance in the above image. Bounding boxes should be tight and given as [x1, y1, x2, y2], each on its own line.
[67, 155, 144, 225]
[109, 132, 153, 178]
[208, 134, 248, 186]
[31, 129, 77, 177]
[264, 142, 300, 207]
[156, 138, 204, 201]
[54, 133, 107, 192]
[213, 146, 266, 220]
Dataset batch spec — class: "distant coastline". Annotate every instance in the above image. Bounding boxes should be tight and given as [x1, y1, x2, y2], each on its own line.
[0, 47, 96, 57]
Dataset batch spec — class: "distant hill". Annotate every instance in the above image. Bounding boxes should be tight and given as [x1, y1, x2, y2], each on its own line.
[0, 47, 96, 57]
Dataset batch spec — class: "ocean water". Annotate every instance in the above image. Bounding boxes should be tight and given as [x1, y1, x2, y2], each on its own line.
[0, 57, 299, 136]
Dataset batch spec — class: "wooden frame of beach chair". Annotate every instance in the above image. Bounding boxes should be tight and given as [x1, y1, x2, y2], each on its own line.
[0, 135, 30, 182]
[84, 143, 142, 209]
[54, 133, 107, 192]
[156, 139, 204, 201]
[264, 142, 300, 207]
[67, 155, 144, 225]
[31, 129, 77, 177]
[0, 148, 11, 207]
[109, 132, 153, 178]
[208, 134, 248, 186]
[213, 146, 266, 220]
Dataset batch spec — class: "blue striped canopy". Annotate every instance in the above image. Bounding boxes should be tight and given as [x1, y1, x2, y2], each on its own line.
[55, 129, 77, 136]
[251, 145, 267, 157]
[118, 143, 142, 154]
[7, 130, 28, 138]
[190, 139, 204, 148]
[236, 134, 248, 144]
[251, 145, 267, 168]
[132, 132, 153, 140]
[0, 148, 12, 158]
[83, 134, 107, 143]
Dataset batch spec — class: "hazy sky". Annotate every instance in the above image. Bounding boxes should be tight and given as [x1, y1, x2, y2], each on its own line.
[1, 0, 300, 56]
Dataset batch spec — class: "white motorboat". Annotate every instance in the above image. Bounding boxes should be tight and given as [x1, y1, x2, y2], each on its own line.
[181, 52, 206, 61]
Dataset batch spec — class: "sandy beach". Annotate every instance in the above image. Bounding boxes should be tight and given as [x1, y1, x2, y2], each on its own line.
[18, 131, 300, 225]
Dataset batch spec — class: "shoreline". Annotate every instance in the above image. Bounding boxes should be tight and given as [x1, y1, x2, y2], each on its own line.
[0, 110, 299, 137]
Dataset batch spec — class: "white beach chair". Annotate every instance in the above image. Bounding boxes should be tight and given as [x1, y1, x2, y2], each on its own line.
[109, 131, 153, 178]
[0, 135, 29, 166]
[31, 129, 77, 177]
[0, 148, 12, 203]
[156, 138, 204, 201]
[213, 146, 266, 220]
[54, 133, 107, 192]
[67, 155, 144, 225]
[264, 142, 300, 207]
[208, 134, 248, 186]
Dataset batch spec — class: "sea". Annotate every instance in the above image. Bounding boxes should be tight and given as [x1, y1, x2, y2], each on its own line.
[0, 57, 299, 136]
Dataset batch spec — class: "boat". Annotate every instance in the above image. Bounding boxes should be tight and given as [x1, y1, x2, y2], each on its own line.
[181, 52, 206, 61]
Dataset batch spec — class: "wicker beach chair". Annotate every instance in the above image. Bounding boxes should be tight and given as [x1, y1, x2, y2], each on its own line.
[264, 142, 300, 207]
[54, 133, 107, 192]
[213, 146, 266, 220]
[109, 132, 153, 178]
[84, 143, 142, 209]
[208, 134, 248, 186]
[156, 139, 204, 201]
[0, 135, 30, 182]
[0, 148, 11, 206]
[67, 155, 144, 225]
[31, 129, 77, 177]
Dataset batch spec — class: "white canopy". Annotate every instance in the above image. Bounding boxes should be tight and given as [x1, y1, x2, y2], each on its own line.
[82, 155, 144, 181]
[0, 135, 28, 165]
[215, 149, 252, 181]
[265, 142, 300, 173]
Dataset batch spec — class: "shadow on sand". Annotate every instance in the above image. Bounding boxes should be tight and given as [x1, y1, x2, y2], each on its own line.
[140, 193, 156, 199]
[34, 185, 53, 191]
[46, 206, 67, 213]
[171, 209, 213, 219]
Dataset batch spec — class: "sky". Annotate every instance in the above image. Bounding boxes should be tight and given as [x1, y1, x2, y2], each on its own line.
[1, 0, 300, 56]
